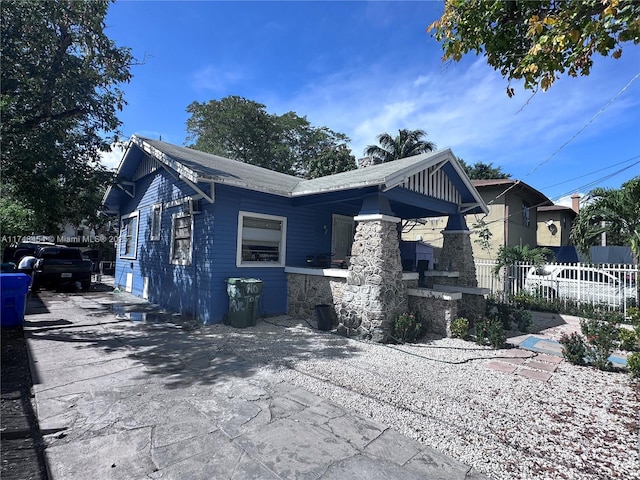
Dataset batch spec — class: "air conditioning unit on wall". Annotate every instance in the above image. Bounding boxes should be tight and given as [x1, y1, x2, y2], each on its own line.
[185, 199, 201, 214]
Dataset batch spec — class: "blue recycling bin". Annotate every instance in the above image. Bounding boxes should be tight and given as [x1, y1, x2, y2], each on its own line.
[1, 273, 31, 327]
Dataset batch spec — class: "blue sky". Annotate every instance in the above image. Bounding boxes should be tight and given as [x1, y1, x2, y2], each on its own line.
[103, 1, 640, 206]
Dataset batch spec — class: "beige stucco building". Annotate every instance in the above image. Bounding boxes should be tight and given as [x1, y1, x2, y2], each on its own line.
[405, 179, 552, 261]
[536, 204, 577, 247]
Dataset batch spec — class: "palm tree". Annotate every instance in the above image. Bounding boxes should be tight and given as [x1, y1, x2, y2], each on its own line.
[493, 245, 554, 275]
[493, 245, 554, 296]
[363, 129, 435, 164]
[570, 177, 640, 263]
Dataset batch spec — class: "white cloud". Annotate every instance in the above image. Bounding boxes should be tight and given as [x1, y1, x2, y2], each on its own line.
[270, 53, 639, 172]
[99, 142, 127, 171]
[192, 65, 246, 92]
[554, 193, 586, 208]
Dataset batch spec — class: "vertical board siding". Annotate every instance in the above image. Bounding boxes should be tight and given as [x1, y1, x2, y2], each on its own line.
[400, 166, 461, 204]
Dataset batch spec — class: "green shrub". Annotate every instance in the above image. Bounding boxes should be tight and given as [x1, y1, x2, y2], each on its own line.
[513, 308, 533, 332]
[618, 328, 639, 352]
[475, 318, 506, 349]
[628, 307, 640, 325]
[392, 312, 423, 343]
[559, 332, 587, 365]
[450, 317, 469, 339]
[627, 352, 640, 378]
[581, 317, 619, 371]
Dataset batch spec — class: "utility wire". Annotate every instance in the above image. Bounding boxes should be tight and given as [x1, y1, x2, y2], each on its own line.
[539, 155, 640, 191]
[480, 71, 640, 210]
[523, 71, 640, 180]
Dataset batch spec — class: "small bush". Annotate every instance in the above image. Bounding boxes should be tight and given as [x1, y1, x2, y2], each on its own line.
[618, 328, 639, 352]
[450, 317, 469, 339]
[581, 317, 619, 371]
[559, 332, 587, 365]
[392, 312, 423, 343]
[628, 307, 640, 325]
[627, 352, 640, 378]
[513, 308, 533, 333]
[475, 318, 506, 349]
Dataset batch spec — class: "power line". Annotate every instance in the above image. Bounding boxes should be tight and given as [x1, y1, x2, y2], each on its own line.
[470, 159, 640, 230]
[522, 71, 640, 180]
[480, 71, 640, 210]
[539, 155, 640, 191]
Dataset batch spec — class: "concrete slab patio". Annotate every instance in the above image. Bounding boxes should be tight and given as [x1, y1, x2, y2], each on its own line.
[22, 287, 488, 480]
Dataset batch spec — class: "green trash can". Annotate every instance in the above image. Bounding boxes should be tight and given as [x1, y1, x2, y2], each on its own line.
[225, 278, 263, 328]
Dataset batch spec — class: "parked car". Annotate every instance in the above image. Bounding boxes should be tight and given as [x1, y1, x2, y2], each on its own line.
[524, 264, 637, 307]
[32, 246, 92, 291]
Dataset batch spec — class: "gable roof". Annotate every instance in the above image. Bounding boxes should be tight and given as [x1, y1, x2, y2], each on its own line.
[537, 204, 577, 215]
[103, 135, 488, 215]
[471, 179, 551, 207]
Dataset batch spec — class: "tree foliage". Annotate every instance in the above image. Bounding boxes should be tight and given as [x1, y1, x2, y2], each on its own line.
[185, 96, 354, 178]
[429, 0, 640, 94]
[457, 158, 511, 179]
[493, 244, 554, 275]
[0, 195, 36, 240]
[364, 129, 435, 164]
[570, 177, 640, 261]
[306, 144, 356, 179]
[1, 0, 133, 234]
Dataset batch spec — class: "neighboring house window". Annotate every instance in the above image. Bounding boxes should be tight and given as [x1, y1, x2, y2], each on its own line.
[522, 202, 531, 227]
[170, 213, 193, 265]
[119, 211, 139, 259]
[237, 211, 287, 267]
[150, 204, 162, 241]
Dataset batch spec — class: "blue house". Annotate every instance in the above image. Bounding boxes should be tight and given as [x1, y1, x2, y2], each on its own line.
[102, 135, 487, 333]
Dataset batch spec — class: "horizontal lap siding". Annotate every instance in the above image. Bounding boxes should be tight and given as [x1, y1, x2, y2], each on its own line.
[116, 177, 348, 324]
[212, 185, 330, 320]
[116, 170, 202, 320]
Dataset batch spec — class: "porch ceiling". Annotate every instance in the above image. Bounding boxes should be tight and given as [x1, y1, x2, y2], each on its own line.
[291, 185, 463, 220]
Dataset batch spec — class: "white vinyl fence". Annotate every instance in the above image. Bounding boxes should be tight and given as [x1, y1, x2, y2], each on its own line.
[475, 260, 639, 313]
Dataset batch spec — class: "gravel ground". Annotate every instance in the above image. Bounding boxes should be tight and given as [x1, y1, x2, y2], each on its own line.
[196, 317, 640, 480]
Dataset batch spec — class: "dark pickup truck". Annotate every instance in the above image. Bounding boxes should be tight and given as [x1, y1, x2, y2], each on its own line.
[32, 246, 92, 291]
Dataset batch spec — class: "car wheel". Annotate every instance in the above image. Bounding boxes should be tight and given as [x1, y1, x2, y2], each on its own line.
[81, 280, 91, 291]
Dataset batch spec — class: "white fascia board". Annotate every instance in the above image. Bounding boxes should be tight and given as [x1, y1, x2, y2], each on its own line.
[382, 150, 451, 191]
[133, 136, 199, 185]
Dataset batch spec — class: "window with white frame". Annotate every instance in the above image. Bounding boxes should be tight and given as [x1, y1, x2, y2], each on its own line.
[237, 211, 286, 267]
[150, 204, 162, 241]
[170, 213, 193, 265]
[119, 211, 139, 259]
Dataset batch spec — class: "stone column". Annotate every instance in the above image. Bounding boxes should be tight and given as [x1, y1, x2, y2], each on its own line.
[338, 214, 407, 341]
[435, 214, 485, 322]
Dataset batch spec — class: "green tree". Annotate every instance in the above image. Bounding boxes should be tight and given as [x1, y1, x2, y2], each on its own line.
[1, 0, 133, 233]
[457, 158, 511, 180]
[306, 145, 356, 179]
[428, 0, 640, 94]
[185, 96, 353, 177]
[364, 129, 435, 164]
[570, 177, 640, 262]
[0, 194, 37, 250]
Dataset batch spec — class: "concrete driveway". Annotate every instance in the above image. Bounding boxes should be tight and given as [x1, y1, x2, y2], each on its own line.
[23, 286, 487, 480]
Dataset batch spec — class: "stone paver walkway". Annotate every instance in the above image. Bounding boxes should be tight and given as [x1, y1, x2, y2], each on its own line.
[487, 350, 562, 382]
